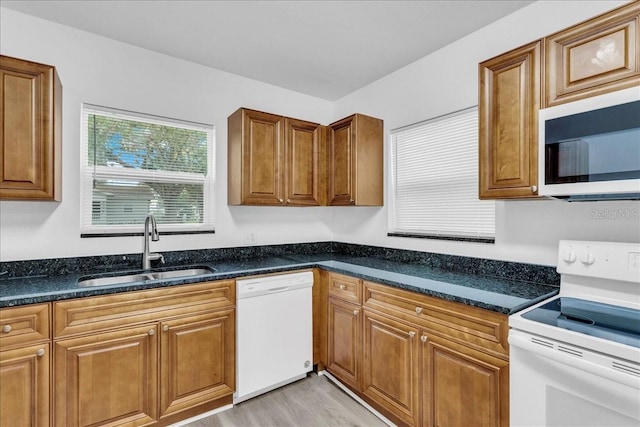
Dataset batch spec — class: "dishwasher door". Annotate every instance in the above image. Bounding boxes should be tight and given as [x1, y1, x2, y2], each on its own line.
[235, 271, 313, 404]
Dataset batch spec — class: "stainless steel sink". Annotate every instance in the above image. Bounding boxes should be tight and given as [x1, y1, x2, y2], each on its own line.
[78, 267, 215, 287]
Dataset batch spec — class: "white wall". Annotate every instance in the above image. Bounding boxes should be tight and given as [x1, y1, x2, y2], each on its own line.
[2, 2, 639, 266]
[331, 0, 640, 266]
[0, 7, 335, 261]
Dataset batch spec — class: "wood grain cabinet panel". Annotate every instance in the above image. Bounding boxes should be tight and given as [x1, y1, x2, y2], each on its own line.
[0, 343, 50, 427]
[362, 310, 420, 427]
[479, 41, 541, 199]
[0, 55, 61, 201]
[422, 334, 509, 427]
[228, 108, 324, 206]
[327, 271, 362, 304]
[327, 297, 362, 391]
[0, 303, 50, 350]
[328, 114, 383, 206]
[54, 324, 159, 427]
[159, 309, 235, 420]
[545, 1, 640, 107]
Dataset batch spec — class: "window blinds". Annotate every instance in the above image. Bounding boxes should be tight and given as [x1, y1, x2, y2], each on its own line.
[390, 107, 495, 239]
[80, 104, 215, 235]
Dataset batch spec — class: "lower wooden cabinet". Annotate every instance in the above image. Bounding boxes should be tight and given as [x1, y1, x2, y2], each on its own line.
[422, 333, 509, 427]
[52, 280, 235, 426]
[54, 324, 159, 427]
[362, 310, 420, 426]
[159, 309, 235, 420]
[324, 276, 510, 427]
[326, 297, 361, 391]
[0, 343, 50, 427]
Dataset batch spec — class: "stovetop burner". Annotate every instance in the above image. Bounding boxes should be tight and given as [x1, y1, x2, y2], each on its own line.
[522, 297, 640, 348]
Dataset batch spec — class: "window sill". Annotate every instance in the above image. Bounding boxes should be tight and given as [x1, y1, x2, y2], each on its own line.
[81, 230, 215, 238]
[387, 232, 494, 244]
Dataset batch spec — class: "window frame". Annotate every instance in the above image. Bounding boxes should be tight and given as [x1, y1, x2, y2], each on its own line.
[388, 106, 495, 243]
[80, 104, 215, 237]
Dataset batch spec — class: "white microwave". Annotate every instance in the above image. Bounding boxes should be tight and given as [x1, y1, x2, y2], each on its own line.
[538, 86, 640, 201]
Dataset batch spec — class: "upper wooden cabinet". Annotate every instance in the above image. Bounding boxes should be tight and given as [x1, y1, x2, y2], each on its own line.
[228, 108, 324, 206]
[328, 114, 383, 206]
[545, 1, 640, 107]
[479, 41, 541, 199]
[0, 55, 62, 201]
[228, 108, 383, 207]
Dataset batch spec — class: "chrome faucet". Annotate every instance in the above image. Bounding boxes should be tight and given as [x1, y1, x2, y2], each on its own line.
[142, 213, 164, 270]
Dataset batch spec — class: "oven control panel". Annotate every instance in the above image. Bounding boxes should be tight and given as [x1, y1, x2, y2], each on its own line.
[558, 240, 640, 283]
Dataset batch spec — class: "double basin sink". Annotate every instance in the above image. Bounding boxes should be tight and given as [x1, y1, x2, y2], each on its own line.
[78, 267, 215, 287]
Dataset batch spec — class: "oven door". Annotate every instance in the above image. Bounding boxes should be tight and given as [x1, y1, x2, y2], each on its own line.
[509, 329, 640, 427]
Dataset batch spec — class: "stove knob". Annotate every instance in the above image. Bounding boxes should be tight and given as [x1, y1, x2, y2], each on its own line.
[562, 251, 577, 264]
[580, 252, 595, 266]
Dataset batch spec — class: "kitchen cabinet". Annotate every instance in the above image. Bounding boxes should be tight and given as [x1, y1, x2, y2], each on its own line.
[328, 114, 383, 206]
[479, 41, 541, 199]
[545, 1, 640, 107]
[326, 272, 363, 391]
[53, 280, 235, 427]
[0, 303, 51, 427]
[227, 108, 324, 206]
[322, 273, 509, 427]
[0, 55, 62, 201]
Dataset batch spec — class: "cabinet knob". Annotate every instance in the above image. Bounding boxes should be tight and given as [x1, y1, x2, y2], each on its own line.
[278, 198, 284, 203]
[2, 325, 12, 333]
[415, 307, 423, 315]
[350, 199, 355, 205]
[339, 284, 346, 290]
[353, 310, 359, 316]
[286, 199, 291, 204]
[36, 348, 45, 357]
[163, 325, 169, 332]
[531, 185, 538, 193]
[148, 329, 155, 336]
[421, 335, 428, 343]
[408, 331, 416, 338]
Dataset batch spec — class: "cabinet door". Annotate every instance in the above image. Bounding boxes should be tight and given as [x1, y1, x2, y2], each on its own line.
[284, 118, 323, 206]
[422, 334, 509, 427]
[479, 41, 541, 199]
[159, 309, 235, 419]
[327, 297, 361, 390]
[0, 343, 50, 427]
[362, 310, 420, 427]
[545, 2, 640, 107]
[232, 109, 284, 205]
[328, 116, 355, 205]
[54, 324, 158, 427]
[0, 55, 61, 201]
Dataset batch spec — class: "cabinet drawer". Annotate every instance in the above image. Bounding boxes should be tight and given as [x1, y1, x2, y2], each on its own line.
[363, 281, 508, 358]
[327, 272, 362, 304]
[54, 280, 235, 338]
[0, 303, 50, 349]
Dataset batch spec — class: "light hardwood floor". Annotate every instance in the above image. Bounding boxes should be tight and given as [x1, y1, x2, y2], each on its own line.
[186, 373, 388, 427]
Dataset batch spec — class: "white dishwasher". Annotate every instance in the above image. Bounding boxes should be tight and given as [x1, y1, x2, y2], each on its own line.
[234, 271, 313, 404]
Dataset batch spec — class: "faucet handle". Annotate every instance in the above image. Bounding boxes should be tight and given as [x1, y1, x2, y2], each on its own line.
[149, 253, 165, 264]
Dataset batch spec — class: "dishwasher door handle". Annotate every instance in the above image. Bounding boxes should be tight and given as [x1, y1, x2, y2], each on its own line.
[268, 286, 290, 293]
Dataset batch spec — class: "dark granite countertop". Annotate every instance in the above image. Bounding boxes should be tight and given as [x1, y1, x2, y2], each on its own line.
[0, 249, 559, 314]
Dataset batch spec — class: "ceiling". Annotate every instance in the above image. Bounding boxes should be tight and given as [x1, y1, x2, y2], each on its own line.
[1, 0, 534, 100]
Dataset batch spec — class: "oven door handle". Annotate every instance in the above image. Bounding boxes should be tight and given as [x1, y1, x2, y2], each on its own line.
[509, 330, 640, 390]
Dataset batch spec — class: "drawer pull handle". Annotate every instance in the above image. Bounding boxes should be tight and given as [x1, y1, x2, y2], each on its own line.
[339, 285, 346, 290]
[163, 325, 169, 332]
[2, 325, 12, 333]
[36, 348, 45, 357]
[353, 310, 359, 316]
[408, 331, 416, 338]
[415, 307, 423, 314]
[421, 335, 428, 343]
[148, 329, 155, 336]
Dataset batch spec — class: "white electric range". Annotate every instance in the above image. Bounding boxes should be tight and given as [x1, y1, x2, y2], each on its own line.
[509, 240, 640, 426]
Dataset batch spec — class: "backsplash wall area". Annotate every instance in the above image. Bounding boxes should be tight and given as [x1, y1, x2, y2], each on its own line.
[1, 1, 638, 267]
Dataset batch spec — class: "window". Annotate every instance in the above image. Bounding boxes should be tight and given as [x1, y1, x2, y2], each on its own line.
[389, 106, 495, 241]
[81, 104, 214, 236]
